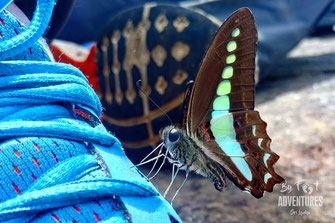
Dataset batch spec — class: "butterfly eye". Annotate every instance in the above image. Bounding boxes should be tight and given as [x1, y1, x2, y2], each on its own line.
[168, 128, 180, 142]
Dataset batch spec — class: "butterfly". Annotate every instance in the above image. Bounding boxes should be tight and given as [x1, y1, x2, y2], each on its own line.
[160, 7, 284, 199]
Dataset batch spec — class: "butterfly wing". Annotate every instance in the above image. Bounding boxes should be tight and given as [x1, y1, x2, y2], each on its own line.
[184, 8, 284, 198]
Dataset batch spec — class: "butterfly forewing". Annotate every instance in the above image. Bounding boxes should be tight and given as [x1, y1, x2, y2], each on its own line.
[187, 8, 257, 134]
[185, 8, 284, 198]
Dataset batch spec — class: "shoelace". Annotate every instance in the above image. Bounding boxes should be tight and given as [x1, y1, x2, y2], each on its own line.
[0, 61, 118, 145]
[0, 0, 54, 60]
[0, 1, 158, 222]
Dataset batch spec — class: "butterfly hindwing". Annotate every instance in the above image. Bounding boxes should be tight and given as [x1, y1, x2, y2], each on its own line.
[197, 111, 284, 198]
[185, 8, 284, 198]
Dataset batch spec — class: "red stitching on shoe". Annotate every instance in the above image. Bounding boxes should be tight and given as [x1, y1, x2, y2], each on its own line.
[14, 150, 20, 157]
[73, 221, 78, 223]
[75, 108, 91, 119]
[16, 140, 21, 144]
[34, 144, 41, 151]
[13, 165, 20, 175]
[33, 158, 40, 167]
[29, 48, 32, 54]
[0, 19, 4, 26]
[52, 214, 59, 222]
[94, 200, 101, 206]
[12, 183, 20, 194]
[52, 153, 58, 163]
[73, 206, 81, 213]
[32, 174, 36, 181]
[54, 142, 59, 147]
[3, 11, 7, 15]
[14, 30, 18, 35]
[93, 213, 100, 222]
[0, 32, 2, 37]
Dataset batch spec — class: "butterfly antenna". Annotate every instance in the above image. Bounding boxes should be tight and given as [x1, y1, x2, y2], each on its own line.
[136, 80, 173, 125]
[171, 170, 189, 205]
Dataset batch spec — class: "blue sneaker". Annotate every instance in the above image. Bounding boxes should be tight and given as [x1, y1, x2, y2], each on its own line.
[0, 1, 181, 222]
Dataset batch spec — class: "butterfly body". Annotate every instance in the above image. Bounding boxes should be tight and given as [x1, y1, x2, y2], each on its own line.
[162, 125, 227, 191]
[161, 8, 284, 199]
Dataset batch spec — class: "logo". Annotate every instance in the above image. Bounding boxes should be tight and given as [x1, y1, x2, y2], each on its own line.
[278, 180, 323, 216]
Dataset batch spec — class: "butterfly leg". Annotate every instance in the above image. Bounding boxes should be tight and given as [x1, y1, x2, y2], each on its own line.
[149, 149, 169, 180]
[163, 165, 180, 198]
[135, 153, 167, 167]
[137, 142, 163, 165]
[171, 163, 176, 180]
[171, 169, 190, 205]
[147, 144, 164, 177]
[169, 155, 196, 203]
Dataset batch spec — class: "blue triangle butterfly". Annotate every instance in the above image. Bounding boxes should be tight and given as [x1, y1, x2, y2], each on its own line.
[161, 8, 284, 199]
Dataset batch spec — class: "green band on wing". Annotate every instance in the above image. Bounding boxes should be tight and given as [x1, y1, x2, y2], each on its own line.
[226, 54, 236, 64]
[211, 111, 228, 118]
[217, 80, 231, 95]
[263, 153, 270, 168]
[232, 28, 240, 37]
[227, 41, 237, 52]
[210, 114, 235, 139]
[213, 96, 230, 110]
[252, 125, 256, 136]
[215, 138, 245, 157]
[264, 173, 272, 184]
[210, 114, 252, 181]
[222, 66, 233, 79]
[258, 138, 263, 149]
[232, 157, 252, 181]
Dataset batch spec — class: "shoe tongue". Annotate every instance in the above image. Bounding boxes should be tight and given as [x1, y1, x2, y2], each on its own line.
[0, 3, 54, 61]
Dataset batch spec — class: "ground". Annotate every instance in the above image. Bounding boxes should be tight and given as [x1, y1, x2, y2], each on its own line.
[143, 37, 335, 223]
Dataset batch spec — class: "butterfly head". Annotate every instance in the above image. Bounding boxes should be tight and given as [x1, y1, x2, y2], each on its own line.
[161, 125, 189, 160]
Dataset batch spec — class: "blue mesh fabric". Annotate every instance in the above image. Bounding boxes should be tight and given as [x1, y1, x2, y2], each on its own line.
[0, 0, 181, 222]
